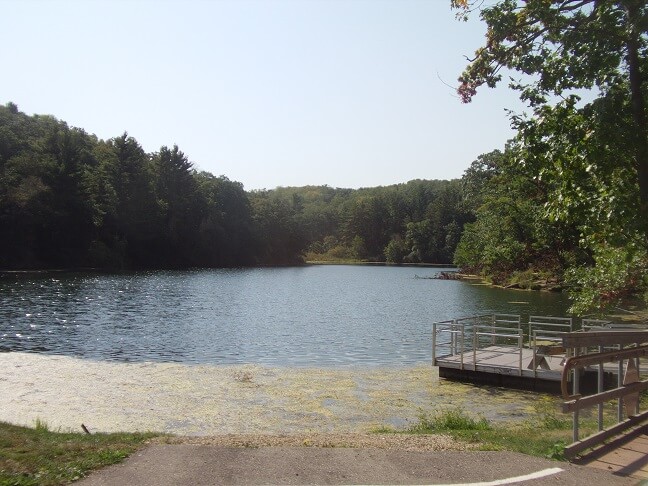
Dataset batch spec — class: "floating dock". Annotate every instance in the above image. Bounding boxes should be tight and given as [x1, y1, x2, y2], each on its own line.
[436, 345, 564, 392]
[432, 315, 627, 393]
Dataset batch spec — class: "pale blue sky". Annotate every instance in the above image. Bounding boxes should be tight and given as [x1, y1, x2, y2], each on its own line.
[1, 0, 525, 190]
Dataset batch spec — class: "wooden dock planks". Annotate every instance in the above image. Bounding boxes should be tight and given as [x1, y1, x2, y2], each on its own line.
[574, 425, 648, 480]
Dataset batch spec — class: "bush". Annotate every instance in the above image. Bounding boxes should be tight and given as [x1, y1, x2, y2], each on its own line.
[567, 237, 648, 315]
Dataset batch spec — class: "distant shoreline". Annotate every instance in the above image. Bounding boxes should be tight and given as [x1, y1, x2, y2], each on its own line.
[305, 261, 456, 268]
[1, 263, 458, 273]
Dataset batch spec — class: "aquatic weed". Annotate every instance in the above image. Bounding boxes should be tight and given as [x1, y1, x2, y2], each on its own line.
[233, 371, 254, 383]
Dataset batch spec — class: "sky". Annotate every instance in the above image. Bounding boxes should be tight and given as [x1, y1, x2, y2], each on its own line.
[1, 0, 526, 191]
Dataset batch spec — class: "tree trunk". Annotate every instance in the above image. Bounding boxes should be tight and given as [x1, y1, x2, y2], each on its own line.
[624, 1, 648, 236]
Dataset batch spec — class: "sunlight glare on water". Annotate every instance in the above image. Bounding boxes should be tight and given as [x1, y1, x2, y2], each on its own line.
[0, 266, 569, 366]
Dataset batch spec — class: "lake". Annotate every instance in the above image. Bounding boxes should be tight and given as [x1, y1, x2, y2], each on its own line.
[0, 265, 570, 366]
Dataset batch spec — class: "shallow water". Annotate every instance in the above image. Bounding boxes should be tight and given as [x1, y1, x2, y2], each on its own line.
[0, 352, 546, 435]
[0, 266, 569, 366]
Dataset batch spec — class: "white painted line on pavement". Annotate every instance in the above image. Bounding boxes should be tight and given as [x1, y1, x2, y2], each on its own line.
[359, 466, 564, 486]
[433, 467, 564, 485]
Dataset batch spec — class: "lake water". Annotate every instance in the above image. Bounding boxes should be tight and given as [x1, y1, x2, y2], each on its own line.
[0, 265, 569, 366]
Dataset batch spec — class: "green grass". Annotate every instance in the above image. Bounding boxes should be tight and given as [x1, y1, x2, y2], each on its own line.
[403, 395, 648, 460]
[0, 421, 158, 486]
[402, 406, 572, 459]
[388, 397, 618, 461]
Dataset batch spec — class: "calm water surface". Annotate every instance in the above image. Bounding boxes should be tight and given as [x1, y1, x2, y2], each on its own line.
[0, 265, 569, 366]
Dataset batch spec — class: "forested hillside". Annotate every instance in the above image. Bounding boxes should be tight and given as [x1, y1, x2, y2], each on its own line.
[0, 103, 468, 270]
[251, 180, 469, 264]
[3, 1, 647, 319]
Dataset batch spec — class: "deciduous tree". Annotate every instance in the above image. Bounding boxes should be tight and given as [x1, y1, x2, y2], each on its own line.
[452, 0, 648, 311]
[452, 0, 648, 233]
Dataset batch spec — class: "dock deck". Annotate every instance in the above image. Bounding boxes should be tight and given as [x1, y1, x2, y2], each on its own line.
[431, 315, 637, 393]
[435, 345, 564, 391]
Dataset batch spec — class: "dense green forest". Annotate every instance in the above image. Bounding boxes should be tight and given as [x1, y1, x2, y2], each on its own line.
[0, 102, 468, 270]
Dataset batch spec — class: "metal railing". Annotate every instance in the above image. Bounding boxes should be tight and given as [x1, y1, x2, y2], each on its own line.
[432, 319, 462, 367]
[528, 315, 572, 343]
[493, 313, 522, 328]
[433, 317, 648, 458]
[432, 314, 525, 374]
[473, 324, 524, 375]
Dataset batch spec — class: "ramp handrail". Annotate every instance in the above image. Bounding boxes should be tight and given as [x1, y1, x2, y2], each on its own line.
[560, 331, 648, 459]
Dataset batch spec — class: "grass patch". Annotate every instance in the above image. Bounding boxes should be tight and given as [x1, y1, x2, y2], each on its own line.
[0, 421, 158, 485]
[398, 398, 613, 461]
[408, 408, 491, 433]
[403, 406, 571, 459]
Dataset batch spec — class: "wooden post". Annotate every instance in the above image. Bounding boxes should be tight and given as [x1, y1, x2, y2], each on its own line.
[598, 345, 604, 431]
[573, 347, 580, 443]
[619, 344, 624, 422]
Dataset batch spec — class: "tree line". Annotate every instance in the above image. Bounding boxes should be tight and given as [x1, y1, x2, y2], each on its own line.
[0, 102, 468, 270]
[0, 103, 254, 269]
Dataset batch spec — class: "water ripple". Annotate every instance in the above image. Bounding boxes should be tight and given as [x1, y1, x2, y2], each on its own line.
[0, 266, 569, 366]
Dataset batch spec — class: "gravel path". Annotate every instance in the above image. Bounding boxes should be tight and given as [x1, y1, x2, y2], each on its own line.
[157, 433, 468, 451]
[2, 352, 542, 436]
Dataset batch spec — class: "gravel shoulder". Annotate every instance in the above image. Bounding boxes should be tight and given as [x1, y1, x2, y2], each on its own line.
[156, 432, 469, 451]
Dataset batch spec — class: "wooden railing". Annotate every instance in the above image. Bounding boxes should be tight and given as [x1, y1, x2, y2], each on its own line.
[560, 331, 648, 459]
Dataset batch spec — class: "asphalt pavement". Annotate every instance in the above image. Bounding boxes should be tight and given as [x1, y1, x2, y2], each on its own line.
[77, 445, 640, 485]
